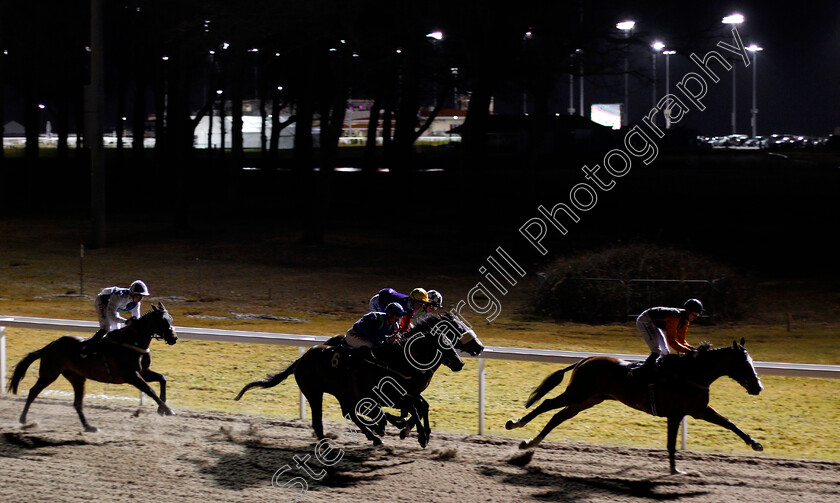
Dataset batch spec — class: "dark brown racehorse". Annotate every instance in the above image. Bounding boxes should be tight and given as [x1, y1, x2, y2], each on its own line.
[8, 303, 178, 432]
[235, 313, 476, 447]
[505, 339, 764, 474]
[322, 312, 484, 442]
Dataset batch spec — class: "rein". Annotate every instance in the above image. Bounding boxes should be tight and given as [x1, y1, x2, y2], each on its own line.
[111, 319, 168, 349]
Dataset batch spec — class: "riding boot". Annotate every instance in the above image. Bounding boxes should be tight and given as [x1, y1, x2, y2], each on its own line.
[632, 352, 661, 382]
[80, 329, 107, 358]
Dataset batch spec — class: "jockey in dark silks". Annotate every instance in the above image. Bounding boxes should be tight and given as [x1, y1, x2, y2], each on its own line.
[345, 303, 406, 348]
[369, 287, 434, 334]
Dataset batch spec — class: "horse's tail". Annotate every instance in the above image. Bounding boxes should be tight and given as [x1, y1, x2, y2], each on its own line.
[525, 360, 579, 408]
[234, 358, 299, 401]
[8, 348, 44, 395]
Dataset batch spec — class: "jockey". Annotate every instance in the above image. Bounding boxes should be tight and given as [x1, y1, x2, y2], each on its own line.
[344, 303, 406, 349]
[415, 289, 443, 325]
[369, 287, 434, 333]
[82, 280, 151, 357]
[632, 298, 702, 379]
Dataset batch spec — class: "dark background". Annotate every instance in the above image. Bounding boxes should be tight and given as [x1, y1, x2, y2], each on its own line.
[1, 1, 838, 283]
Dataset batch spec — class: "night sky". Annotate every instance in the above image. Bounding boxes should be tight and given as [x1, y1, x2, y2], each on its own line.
[606, 0, 840, 136]
[2, 1, 839, 138]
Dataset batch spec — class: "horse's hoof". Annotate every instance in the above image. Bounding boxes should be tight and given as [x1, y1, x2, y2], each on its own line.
[505, 419, 518, 430]
[399, 429, 408, 440]
[84, 425, 99, 433]
[372, 437, 383, 447]
[158, 407, 175, 416]
[519, 439, 532, 450]
[752, 442, 764, 452]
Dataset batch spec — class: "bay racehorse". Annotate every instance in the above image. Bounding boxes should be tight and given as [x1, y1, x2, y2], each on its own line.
[235, 313, 480, 447]
[8, 303, 178, 432]
[323, 312, 484, 442]
[505, 339, 764, 474]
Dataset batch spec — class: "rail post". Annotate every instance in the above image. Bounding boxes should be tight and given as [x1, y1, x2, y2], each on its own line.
[478, 357, 485, 435]
[299, 346, 306, 420]
[1, 326, 6, 396]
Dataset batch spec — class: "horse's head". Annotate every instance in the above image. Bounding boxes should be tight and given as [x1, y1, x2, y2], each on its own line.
[402, 315, 465, 373]
[726, 338, 763, 395]
[440, 312, 484, 357]
[149, 303, 178, 345]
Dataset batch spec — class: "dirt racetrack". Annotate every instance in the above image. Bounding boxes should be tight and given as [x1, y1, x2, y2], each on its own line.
[1, 396, 838, 503]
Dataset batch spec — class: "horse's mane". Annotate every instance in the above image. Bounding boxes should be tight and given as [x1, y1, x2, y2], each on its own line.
[696, 341, 713, 352]
[405, 314, 443, 337]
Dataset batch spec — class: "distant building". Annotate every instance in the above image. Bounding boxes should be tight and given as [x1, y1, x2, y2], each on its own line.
[3, 120, 25, 136]
[192, 114, 296, 149]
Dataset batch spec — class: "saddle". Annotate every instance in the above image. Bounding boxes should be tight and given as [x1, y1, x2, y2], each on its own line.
[328, 344, 409, 378]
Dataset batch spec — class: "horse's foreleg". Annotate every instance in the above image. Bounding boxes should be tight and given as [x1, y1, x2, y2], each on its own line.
[692, 406, 763, 451]
[519, 398, 603, 450]
[128, 372, 174, 416]
[341, 401, 383, 446]
[63, 371, 98, 433]
[19, 373, 60, 425]
[140, 369, 167, 403]
[667, 415, 686, 474]
[506, 393, 570, 431]
[416, 396, 431, 448]
[383, 412, 407, 429]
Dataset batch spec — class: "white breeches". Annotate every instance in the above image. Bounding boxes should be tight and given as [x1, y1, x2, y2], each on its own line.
[636, 313, 670, 355]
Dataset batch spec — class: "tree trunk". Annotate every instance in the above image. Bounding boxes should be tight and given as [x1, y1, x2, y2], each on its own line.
[363, 95, 381, 169]
[132, 55, 147, 160]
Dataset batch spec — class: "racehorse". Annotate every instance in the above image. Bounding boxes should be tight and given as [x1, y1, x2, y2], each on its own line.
[505, 339, 764, 474]
[235, 313, 479, 447]
[322, 311, 484, 441]
[8, 303, 178, 432]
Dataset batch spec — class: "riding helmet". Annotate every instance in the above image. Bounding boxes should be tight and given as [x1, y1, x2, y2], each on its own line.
[385, 302, 407, 317]
[683, 298, 704, 313]
[409, 288, 431, 304]
[130, 280, 151, 296]
[427, 289, 443, 308]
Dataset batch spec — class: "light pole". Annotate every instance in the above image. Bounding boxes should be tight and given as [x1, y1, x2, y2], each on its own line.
[523, 30, 533, 115]
[663, 49, 676, 129]
[651, 41, 664, 126]
[747, 44, 763, 138]
[722, 13, 744, 135]
[616, 20, 635, 126]
[577, 48, 584, 117]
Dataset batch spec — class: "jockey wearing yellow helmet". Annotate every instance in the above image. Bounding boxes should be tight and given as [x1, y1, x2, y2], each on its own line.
[369, 287, 435, 333]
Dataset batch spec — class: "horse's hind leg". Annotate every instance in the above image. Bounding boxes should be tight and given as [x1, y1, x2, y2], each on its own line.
[506, 392, 571, 430]
[304, 390, 327, 440]
[63, 371, 98, 433]
[140, 369, 167, 403]
[19, 372, 60, 425]
[519, 397, 605, 450]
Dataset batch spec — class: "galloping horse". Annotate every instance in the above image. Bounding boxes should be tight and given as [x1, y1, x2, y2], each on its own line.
[322, 312, 484, 442]
[506, 339, 764, 474]
[235, 313, 478, 446]
[8, 303, 178, 432]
